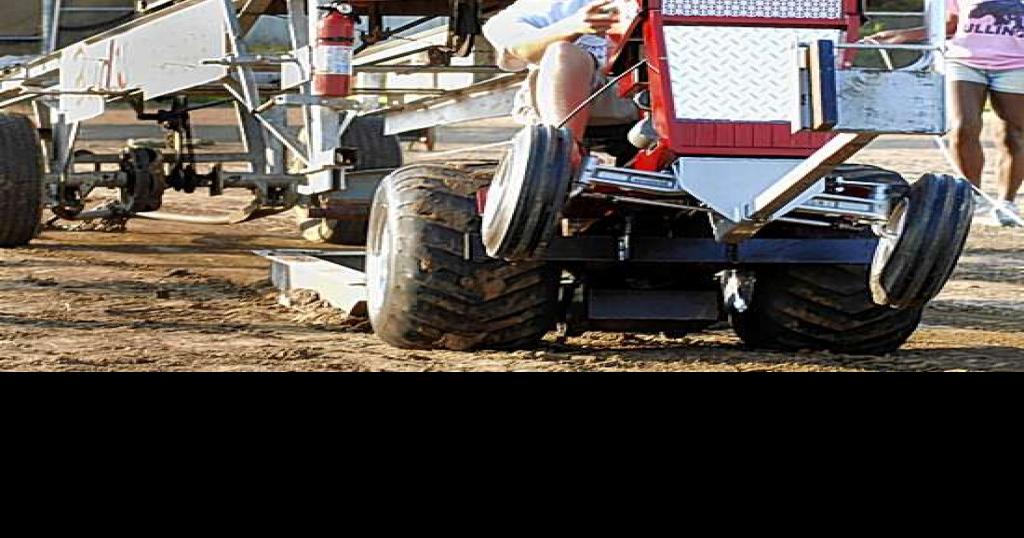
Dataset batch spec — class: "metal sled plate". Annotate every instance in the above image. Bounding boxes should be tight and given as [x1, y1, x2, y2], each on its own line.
[836, 70, 947, 135]
[256, 249, 368, 316]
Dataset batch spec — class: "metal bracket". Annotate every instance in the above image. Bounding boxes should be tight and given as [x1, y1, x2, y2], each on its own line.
[579, 156, 682, 195]
[255, 93, 361, 114]
[717, 133, 877, 242]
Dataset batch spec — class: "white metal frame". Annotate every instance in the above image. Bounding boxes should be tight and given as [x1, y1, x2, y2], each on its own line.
[0, 0, 364, 219]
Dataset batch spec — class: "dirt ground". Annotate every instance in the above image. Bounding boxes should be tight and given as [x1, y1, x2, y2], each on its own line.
[0, 111, 1021, 371]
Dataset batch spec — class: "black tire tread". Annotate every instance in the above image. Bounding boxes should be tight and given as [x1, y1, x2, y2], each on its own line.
[370, 164, 559, 351]
[732, 265, 924, 355]
[876, 174, 973, 308]
[0, 113, 43, 248]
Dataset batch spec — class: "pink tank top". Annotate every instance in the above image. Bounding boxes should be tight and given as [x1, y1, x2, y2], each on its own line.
[947, 0, 1024, 70]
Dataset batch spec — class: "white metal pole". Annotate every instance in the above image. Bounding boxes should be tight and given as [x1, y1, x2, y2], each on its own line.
[49, 0, 63, 53]
[924, 0, 946, 72]
[41, 0, 54, 53]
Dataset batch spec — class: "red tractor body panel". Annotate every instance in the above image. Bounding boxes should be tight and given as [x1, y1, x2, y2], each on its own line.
[614, 0, 864, 170]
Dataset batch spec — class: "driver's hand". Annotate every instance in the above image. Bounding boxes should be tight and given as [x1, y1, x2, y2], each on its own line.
[570, 0, 622, 36]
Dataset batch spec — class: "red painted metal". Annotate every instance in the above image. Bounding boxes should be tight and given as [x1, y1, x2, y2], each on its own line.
[313, 6, 356, 97]
[617, 0, 863, 171]
[660, 16, 847, 29]
[476, 187, 489, 216]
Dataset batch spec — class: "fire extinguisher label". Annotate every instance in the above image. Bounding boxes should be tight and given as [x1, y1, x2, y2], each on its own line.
[315, 46, 353, 75]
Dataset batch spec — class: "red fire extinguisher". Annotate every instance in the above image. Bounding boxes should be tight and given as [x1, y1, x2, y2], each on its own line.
[314, 3, 356, 97]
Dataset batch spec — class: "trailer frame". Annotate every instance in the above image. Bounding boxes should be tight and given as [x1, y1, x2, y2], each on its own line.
[0, 0, 502, 224]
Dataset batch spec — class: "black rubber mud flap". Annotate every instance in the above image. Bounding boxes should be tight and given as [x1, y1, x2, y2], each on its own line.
[365, 163, 560, 351]
[482, 124, 574, 261]
[870, 173, 974, 309]
[0, 113, 43, 248]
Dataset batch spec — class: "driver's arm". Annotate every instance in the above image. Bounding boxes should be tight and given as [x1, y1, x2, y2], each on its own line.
[483, 0, 621, 69]
[868, 14, 959, 45]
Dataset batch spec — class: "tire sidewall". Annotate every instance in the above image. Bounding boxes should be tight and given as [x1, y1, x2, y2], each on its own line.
[366, 179, 398, 336]
[0, 113, 44, 247]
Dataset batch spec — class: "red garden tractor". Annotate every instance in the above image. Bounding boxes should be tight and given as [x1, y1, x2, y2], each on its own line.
[365, 0, 972, 354]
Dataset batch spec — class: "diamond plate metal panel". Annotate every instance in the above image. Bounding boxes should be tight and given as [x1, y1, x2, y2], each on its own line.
[664, 26, 841, 122]
[662, 0, 844, 19]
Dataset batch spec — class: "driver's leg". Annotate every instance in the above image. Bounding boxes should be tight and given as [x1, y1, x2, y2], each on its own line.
[534, 41, 598, 142]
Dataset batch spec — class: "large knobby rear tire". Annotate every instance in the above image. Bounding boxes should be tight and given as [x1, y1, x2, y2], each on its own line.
[0, 113, 44, 248]
[294, 116, 403, 246]
[366, 164, 560, 351]
[730, 265, 924, 355]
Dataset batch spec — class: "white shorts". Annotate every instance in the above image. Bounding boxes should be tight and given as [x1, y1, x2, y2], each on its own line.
[948, 61, 1024, 95]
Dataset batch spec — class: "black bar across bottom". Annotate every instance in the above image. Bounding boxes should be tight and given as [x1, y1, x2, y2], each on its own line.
[539, 237, 877, 264]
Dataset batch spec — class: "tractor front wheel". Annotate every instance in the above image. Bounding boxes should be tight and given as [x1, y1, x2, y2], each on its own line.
[870, 173, 974, 309]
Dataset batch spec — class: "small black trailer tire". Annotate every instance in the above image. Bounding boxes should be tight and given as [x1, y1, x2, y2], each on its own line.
[0, 113, 44, 248]
[366, 163, 560, 351]
[294, 116, 402, 246]
[730, 265, 925, 356]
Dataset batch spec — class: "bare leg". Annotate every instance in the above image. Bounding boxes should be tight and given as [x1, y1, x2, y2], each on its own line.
[948, 81, 989, 188]
[989, 90, 1024, 202]
[534, 41, 597, 142]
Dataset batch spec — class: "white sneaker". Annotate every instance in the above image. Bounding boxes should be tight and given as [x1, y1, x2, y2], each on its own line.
[991, 200, 1023, 228]
[972, 193, 991, 217]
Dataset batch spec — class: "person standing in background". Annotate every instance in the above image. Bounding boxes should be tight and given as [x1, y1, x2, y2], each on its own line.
[872, 0, 1024, 227]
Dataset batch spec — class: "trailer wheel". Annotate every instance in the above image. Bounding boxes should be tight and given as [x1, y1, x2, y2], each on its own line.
[0, 113, 43, 248]
[730, 265, 924, 355]
[294, 116, 402, 245]
[367, 164, 560, 350]
[870, 173, 974, 309]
